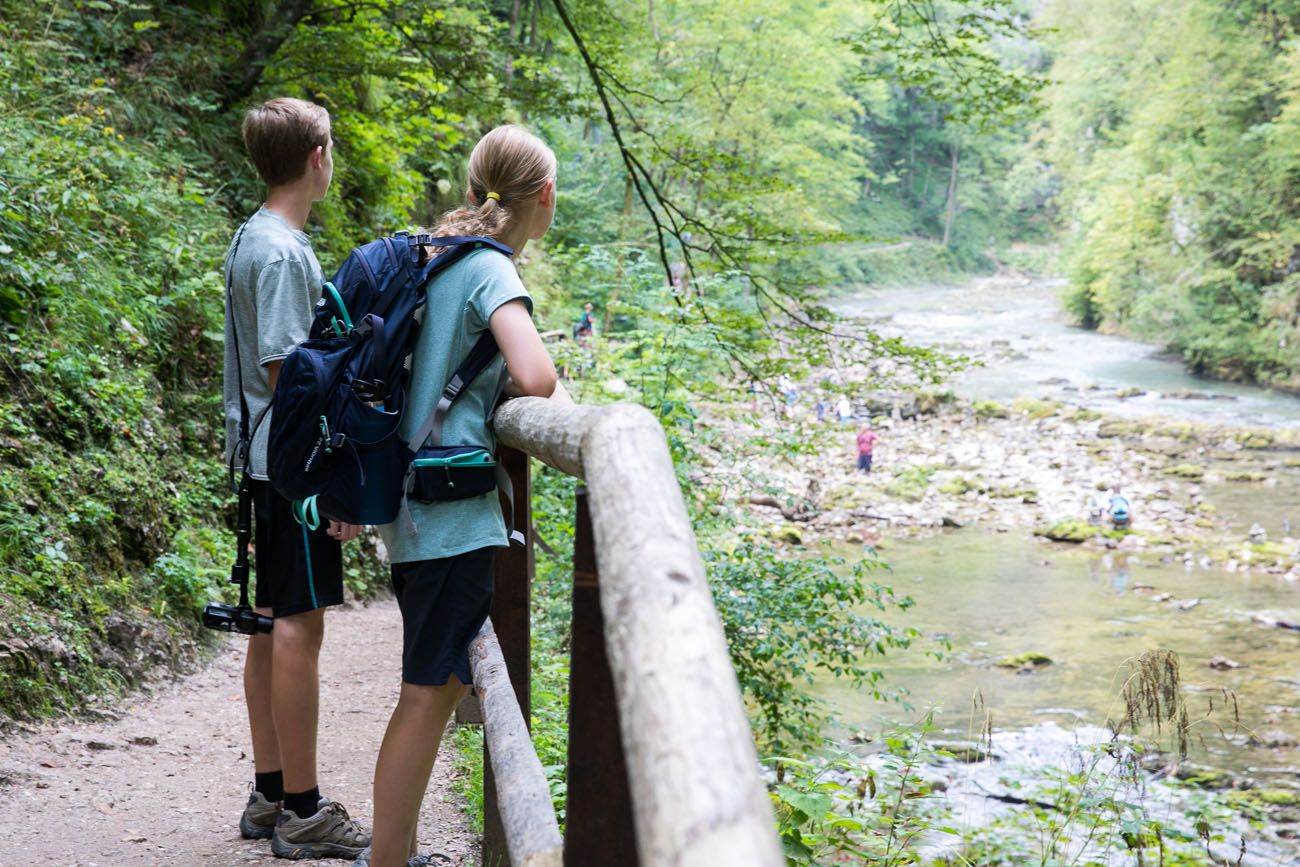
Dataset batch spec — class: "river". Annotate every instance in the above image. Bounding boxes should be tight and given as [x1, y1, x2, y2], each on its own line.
[835, 277, 1300, 429]
[822, 277, 1300, 863]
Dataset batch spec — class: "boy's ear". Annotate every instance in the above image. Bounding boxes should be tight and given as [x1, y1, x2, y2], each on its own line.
[309, 145, 323, 171]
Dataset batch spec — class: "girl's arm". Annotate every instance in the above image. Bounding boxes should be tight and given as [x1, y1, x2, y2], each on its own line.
[490, 298, 559, 398]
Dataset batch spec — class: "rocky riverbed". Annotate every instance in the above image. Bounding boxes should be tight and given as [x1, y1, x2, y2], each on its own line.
[734, 391, 1300, 578]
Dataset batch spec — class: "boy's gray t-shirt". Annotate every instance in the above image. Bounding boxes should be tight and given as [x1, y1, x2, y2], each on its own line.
[223, 206, 324, 479]
[379, 247, 531, 563]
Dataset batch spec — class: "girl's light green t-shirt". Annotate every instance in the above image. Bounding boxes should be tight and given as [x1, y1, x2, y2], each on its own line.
[378, 247, 532, 563]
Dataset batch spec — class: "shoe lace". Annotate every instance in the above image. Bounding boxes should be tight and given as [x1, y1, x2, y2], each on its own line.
[322, 801, 367, 842]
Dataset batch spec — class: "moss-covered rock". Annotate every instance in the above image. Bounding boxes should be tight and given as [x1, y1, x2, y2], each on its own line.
[972, 400, 1009, 419]
[1164, 463, 1206, 480]
[1036, 519, 1101, 543]
[1098, 420, 1148, 438]
[1249, 541, 1295, 562]
[1223, 470, 1268, 482]
[884, 465, 939, 502]
[1176, 766, 1236, 788]
[1241, 431, 1275, 449]
[939, 475, 985, 496]
[1150, 421, 1199, 441]
[769, 525, 805, 546]
[995, 652, 1053, 670]
[915, 390, 957, 414]
[823, 484, 869, 510]
[990, 487, 1038, 502]
[1011, 397, 1059, 419]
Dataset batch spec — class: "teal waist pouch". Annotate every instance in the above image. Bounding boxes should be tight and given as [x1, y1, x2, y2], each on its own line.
[408, 446, 497, 502]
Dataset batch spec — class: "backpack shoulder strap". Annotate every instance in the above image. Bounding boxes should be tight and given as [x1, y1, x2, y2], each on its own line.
[407, 331, 500, 450]
[404, 235, 515, 449]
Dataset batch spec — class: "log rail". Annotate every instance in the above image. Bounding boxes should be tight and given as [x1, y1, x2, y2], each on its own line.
[466, 398, 782, 866]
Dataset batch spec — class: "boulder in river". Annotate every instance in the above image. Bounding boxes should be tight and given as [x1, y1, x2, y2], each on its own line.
[1036, 519, 1100, 543]
[995, 652, 1053, 672]
[1164, 463, 1206, 481]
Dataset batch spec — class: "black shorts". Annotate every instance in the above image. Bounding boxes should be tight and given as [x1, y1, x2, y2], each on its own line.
[391, 548, 494, 686]
[251, 480, 344, 618]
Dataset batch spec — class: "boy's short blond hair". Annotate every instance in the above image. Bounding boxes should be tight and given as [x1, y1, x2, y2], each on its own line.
[241, 98, 331, 188]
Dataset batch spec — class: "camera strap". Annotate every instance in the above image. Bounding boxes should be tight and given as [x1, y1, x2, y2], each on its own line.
[224, 219, 260, 607]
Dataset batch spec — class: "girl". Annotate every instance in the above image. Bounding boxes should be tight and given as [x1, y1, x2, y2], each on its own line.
[360, 125, 564, 867]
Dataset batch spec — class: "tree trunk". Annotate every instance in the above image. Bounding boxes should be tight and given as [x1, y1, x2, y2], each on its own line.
[942, 139, 961, 248]
[505, 0, 522, 80]
[603, 175, 636, 333]
[220, 0, 316, 111]
[907, 127, 916, 200]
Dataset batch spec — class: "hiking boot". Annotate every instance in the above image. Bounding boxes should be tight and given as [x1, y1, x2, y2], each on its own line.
[240, 789, 280, 840]
[271, 798, 371, 860]
[353, 846, 451, 866]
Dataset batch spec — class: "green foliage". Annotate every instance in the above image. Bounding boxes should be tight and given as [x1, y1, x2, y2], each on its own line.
[1043, 0, 1300, 387]
[707, 542, 924, 755]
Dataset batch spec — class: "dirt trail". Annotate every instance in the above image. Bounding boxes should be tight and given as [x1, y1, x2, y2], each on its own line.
[0, 598, 479, 866]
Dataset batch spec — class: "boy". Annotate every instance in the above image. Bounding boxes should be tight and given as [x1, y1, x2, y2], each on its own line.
[856, 422, 879, 473]
[223, 97, 369, 860]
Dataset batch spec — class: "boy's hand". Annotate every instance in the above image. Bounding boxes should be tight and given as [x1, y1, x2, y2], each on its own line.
[327, 521, 361, 543]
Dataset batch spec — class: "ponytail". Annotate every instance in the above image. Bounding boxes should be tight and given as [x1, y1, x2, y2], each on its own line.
[419, 124, 556, 258]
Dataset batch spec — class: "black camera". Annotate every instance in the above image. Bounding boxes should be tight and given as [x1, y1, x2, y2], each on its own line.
[203, 602, 273, 635]
[204, 475, 272, 635]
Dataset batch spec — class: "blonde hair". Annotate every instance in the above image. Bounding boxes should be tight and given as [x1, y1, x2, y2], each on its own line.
[241, 98, 331, 187]
[423, 125, 556, 251]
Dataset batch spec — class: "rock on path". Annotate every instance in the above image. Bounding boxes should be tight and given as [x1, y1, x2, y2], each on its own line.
[0, 598, 479, 866]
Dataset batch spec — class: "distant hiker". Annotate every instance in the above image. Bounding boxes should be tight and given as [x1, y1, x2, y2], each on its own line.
[815, 393, 827, 422]
[778, 375, 798, 407]
[856, 423, 880, 473]
[364, 124, 567, 867]
[836, 395, 853, 422]
[224, 98, 370, 857]
[669, 260, 686, 291]
[1086, 494, 1105, 525]
[1108, 487, 1131, 530]
[573, 301, 595, 344]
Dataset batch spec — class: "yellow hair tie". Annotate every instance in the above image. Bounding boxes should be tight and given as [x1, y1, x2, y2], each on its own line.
[484, 191, 501, 202]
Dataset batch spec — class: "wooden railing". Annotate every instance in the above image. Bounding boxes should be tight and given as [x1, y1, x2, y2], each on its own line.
[464, 398, 783, 867]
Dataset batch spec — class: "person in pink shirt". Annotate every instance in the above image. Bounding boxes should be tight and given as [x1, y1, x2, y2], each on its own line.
[856, 423, 880, 473]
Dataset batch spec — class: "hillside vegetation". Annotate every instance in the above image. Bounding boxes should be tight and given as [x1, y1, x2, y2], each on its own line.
[1043, 0, 1300, 388]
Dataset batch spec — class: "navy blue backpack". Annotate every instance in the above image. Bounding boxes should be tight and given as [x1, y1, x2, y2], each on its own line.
[266, 232, 512, 525]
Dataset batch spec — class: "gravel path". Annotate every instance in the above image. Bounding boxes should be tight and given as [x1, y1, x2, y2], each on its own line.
[0, 598, 480, 866]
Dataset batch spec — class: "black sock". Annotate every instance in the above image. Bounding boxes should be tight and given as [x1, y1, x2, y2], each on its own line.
[254, 770, 284, 803]
[284, 786, 322, 819]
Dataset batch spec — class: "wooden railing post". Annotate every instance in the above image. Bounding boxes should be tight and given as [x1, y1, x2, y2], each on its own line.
[483, 445, 534, 867]
[563, 486, 639, 866]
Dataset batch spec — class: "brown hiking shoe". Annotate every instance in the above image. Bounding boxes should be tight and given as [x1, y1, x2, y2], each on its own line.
[240, 789, 280, 840]
[271, 798, 370, 860]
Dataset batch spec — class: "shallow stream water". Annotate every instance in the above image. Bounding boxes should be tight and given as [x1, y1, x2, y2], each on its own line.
[821, 279, 1300, 861]
[822, 530, 1300, 779]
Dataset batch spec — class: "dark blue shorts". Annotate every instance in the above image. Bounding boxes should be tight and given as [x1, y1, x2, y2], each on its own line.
[857, 453, 874, 472]
[251, 480, 344, 618]
[391, 548, 495, 686]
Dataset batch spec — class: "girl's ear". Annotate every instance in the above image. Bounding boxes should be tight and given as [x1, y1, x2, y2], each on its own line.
[538, 177, 556, 208]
